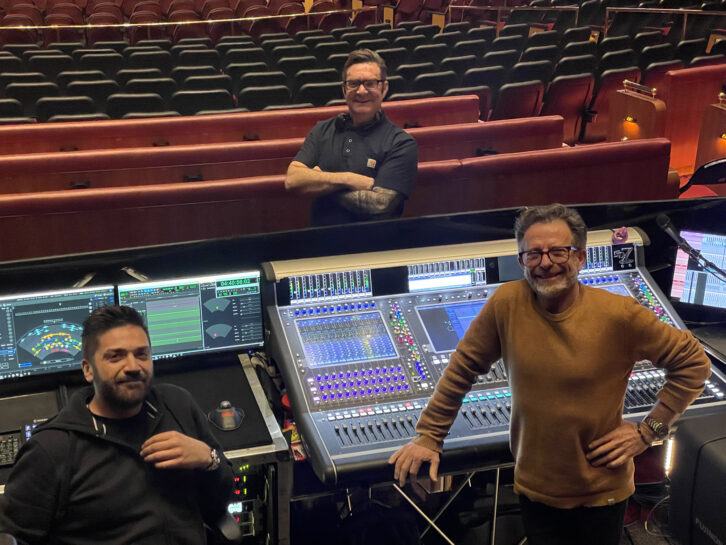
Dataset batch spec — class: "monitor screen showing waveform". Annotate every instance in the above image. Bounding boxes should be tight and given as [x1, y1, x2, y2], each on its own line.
[0, 286, 115, 381]
[671, 230, 726, 311]
[118, 270, 263, 360]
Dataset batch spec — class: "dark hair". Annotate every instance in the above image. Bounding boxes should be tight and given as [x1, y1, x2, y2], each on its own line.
[82, 305, 149, 363]
[343, 48, 387, 82]
[514, 203, 587, 249]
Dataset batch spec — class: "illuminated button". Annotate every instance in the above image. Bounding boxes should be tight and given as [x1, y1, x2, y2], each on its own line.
[371, 302, 376, 308]
[301, 309, 307, 315]
[343, 305, 349, 310]
[363, 303, 369, 309]
[403, 385, 409, 390]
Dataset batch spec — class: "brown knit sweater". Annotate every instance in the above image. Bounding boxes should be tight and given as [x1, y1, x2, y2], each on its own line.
[414, 279, 711, 508]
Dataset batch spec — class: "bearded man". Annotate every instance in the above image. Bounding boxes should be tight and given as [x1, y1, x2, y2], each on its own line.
[0, 305, 233, 545]
[390, 203, 710, 545]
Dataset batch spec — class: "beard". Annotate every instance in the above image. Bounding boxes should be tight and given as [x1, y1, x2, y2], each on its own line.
[523, 265, 580, 299]
[95, 374, 151, 410]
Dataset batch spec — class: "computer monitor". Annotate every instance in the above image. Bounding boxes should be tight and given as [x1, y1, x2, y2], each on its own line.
[117, 270, 264, 360]
[670, 230, 726, 312]
[0, 286, 115, 381]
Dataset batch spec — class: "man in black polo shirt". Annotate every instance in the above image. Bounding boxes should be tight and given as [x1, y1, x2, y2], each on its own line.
[285, 49, 418, 226]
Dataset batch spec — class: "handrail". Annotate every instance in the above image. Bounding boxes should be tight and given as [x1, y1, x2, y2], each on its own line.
[447, 5, 579, 36]
[0, 6, 375, 30]
[604, 6, 726, 39]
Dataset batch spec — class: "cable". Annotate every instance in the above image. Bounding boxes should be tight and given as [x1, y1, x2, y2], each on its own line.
[643, 494, 673, 539]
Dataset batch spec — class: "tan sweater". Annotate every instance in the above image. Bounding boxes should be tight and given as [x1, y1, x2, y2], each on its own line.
[414, 280, 711, 508]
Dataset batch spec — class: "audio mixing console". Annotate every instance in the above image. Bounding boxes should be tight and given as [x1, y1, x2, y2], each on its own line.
[263, 229, 726, 485]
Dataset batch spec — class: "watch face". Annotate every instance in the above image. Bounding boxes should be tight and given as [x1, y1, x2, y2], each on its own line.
[646, 418, 669, 439]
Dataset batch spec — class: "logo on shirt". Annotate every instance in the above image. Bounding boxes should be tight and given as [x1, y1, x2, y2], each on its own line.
[366, 158, 377, 169]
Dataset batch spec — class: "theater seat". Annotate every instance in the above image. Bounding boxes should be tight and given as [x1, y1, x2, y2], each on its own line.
[107, 93, 167, 118]
[35, 96, 97, 123]
[238, 85, 291, 110]
[171, 89, 235, 115]
[581, 66, 641, 143]
[679, 157, 726, 197]
[296, 82, 343, 107]
[411, 71, 458, 95]
[489, 80, 544, 120]
[540, 73, 595, 145]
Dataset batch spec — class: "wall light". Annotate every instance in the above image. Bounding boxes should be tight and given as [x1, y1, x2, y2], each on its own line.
[625, 115, 637, 123]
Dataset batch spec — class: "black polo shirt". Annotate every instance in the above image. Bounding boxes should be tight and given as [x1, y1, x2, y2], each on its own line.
[294, 110, 418, 226]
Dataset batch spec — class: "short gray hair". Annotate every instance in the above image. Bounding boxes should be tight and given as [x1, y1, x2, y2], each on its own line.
[514, 204, 587, 249]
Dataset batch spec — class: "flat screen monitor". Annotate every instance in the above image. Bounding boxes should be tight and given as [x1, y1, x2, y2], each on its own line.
[0, 286, 115, 381]
[118, 271, 264, 360]
[670, 230, 726, 312]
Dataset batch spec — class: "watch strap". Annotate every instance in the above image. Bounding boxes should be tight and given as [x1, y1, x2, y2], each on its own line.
[205, 448, 220, 471]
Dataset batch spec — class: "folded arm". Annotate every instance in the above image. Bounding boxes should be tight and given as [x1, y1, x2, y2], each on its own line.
[285, 161, 374, 196]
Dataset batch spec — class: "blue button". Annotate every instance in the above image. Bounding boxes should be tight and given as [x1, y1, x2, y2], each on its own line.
[322, 395, 327, 400]
[371, 302, 376, 308]
[404, 385, 409, 390]
[363, 303, 369, 308]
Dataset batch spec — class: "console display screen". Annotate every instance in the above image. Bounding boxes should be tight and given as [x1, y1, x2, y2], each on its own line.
[416, 300, 487, 353]
[295, 312, 396, 367]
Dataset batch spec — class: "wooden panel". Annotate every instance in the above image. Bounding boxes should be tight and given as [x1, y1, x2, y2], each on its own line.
[0, 96, 481, 156]
[607, 90, 666, 143]
[662, 65, 726, 175]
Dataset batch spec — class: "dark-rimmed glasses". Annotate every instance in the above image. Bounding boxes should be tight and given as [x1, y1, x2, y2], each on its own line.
[518, 246, 579, 266]
[343, 79, 384, 90]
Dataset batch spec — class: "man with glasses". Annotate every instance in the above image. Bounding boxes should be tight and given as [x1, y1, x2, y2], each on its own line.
[285, 49, 418, 226]
[390, 204, 710, 545]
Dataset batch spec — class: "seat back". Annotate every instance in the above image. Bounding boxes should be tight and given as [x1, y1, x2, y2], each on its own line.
[540, 73, 595, 145]
[490, 80, 544, 120]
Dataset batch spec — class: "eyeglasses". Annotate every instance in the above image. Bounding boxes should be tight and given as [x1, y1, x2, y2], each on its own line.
[518, 246, 578, 266]
[343, 79, 384, 90]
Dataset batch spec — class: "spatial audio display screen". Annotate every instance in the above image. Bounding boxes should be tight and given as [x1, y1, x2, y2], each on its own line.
[0, 286, 115, 380]
[118, 271, 263, 360]
[417, 300, 487, 353]
[296, 312, 396, 367]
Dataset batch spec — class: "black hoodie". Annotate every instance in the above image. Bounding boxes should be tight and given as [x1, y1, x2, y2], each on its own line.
[0, 384, 234, 545]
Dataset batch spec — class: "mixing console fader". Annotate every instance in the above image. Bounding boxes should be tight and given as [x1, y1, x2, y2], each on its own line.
[263, 229, 726, 485]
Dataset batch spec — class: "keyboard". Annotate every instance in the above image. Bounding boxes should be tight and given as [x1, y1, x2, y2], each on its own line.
[0, 431, 21, 467]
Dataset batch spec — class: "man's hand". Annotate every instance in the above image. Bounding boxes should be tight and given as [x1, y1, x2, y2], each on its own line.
[388, 441, 440, 487]
[140, 431, 213, 470]
[586, 421, 649, 469]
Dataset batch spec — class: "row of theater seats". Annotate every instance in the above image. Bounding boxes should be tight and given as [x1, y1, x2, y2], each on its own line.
[0, 102, 678, 260]
[0, 53, 722, 178]
[2, 20, 724, 131]
[0, 24, 496, 120]
[0, 0, 357, 44]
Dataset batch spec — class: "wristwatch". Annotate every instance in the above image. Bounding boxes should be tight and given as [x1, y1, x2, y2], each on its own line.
[642, 417, 670, 446]
[205, 448, 221, 471]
